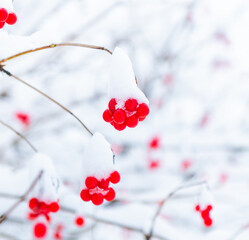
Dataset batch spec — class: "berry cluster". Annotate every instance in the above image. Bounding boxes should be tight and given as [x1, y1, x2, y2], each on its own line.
[195, 204, 213, 227]
[80, 171, 120, 205]
[28, 198, 60, 221]
[103, 98, 149, 131]
[0, 8, 17, 29]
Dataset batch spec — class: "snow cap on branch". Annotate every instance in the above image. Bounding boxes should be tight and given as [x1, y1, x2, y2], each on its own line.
[29, 153, 59, 202]
[108, 47, 149, 105]
[81, 132, 115, 184]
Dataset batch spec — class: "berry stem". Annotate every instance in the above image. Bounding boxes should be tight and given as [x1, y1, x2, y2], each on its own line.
[0, 43, 113, 65]
[0, 119, 38, 153]
[0, 66, 93, 136]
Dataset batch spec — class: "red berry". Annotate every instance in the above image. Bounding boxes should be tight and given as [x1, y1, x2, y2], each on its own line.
[34, 222, 47, 238]
[195, 204, 200, 212]
[108, 98, 117, 113]
[54, 232, 62, 240]
[0, 21, 5, 29]
[29, 198, 39, 210]
[80, 189, 91, 201]
[204, 218, 213, 227]
[98, 179, 109, 189]
[201, 209, 210, 219]
[149, 137, 160, 149]
[207, 205, 213, 211]
[109, 171, 120, 184]
[103, 109, 113, 122]
[126, 114, 139, 128]
[49, 202, 60, 212]
[125, 99, 138, 112]
[6, 12, 17, 25]
[91, 193, 104, 205]
[104, 188, 115, 201]
[39, 202, 48, 211]
[149, 160, 160, 169]
[16, 112, 30, 126]
[137, 103, 150, 118]
[113, 122, 126, 131]
[75, 216, 85, 227]
[0, 8, 8, 22]
[113, 109, 126, 124]
[85, 176, 98, 189]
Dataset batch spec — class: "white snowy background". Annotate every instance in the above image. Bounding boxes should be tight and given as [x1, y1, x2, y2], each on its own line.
[0, 0, 249, 239]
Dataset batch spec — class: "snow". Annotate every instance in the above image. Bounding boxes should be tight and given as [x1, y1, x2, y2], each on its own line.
[29, 153, 59, 202]
[0, 0, 14, 12]
[108, 47, 149, 105]
[81, 132, 115, 182]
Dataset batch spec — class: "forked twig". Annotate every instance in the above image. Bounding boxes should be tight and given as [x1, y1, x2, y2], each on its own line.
[0, 171, 43, 224]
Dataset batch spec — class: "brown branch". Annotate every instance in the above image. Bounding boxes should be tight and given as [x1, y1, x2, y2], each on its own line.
[0, 43, 112, 65]
[0, 119, 38, 153]
[146, 180, 206, 240]
[0, 171, 43, 224]
[0, 66, 93, 136]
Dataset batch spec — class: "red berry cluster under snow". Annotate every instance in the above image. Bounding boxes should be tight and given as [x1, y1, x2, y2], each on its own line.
[103, 98, 149, 131]
[28, 198, 60, 222]
[195, 204, 213, 227]
[0, 8, 17, 29]
[80, 171, 120, 205]
[28, 198, 60, 239]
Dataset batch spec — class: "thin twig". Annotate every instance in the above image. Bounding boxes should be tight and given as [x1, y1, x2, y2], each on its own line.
[146, 180, 206, 240]
[0, 66, 93, 136]
[0, 171, 43, 224]
[0, 43, 112, 64]
[0, 119, 38, 153]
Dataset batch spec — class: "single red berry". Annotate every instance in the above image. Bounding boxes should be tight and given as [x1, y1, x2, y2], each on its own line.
[126, 114, 139, 128]
[195, 204, 200, 212]
[149, 160, 160, 169]
[75, 216, 85, 227]
[49, 202, 60, 212]
[29, 198, 39, 210]
[104, 188, 115, 201]
[204, 218, 213, 227]
[113, 122, 126, 131]
[33, 222, 47, 238]
[207, 205, 213, 211]
[149, 137, 160, 149]
[27, 212, 38, 220]
[6, 12, 17, 25]
[91, 193, 104, 205]
[137, 103, 150, 118]
[109, 171, 120, 184]
[108, 98, 117, 113]
[139, 116, 146, 122]
[0, 21, 5, 29]
[80, 189, 91, 201]
[85, 176, 98, 189]
[113, 109, 126, 124]
[103, 109, 113, 122]
[39, 201, 48, 211]
[125, 98, 138, 112]
[0, 8, 8, 22]
[16, 112, 30, 126]
[98, 179, 109, 189]
[54, 232, 62, 240]
[201, 209, 210, 219]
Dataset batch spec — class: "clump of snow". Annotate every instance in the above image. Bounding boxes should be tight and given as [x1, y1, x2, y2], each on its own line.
[0, 0, 14, 12]
[108, 47, 149, 105]
[199, 185, 214, 209]
[29, 153, 60, 202]
[81, 132, 115, 184]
